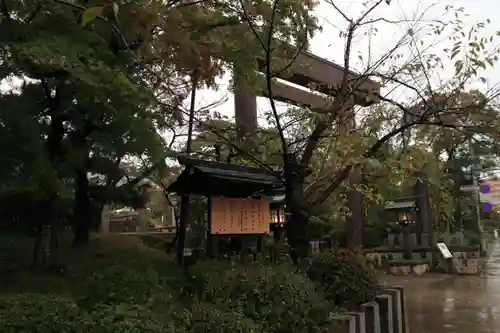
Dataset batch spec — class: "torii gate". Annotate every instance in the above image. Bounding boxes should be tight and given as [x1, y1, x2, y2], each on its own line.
[232, 43, 381, 139]
[232, 43, 381, 248]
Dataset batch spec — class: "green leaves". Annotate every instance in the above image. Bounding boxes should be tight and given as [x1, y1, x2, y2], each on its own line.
[189, 261, 330, 333]
[0, 0, 170, 222]
[81, 6, 103, 26]
[307, 249, 380, 307]
[471, 58, 486, 69]
[455, 59, 464, 76]
[443, 9, 500, 82]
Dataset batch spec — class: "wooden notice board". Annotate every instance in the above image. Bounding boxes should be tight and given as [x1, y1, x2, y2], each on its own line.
[210, 197, 270, 234]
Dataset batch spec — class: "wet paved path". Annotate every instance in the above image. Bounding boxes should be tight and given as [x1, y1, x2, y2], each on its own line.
[383, 241, 500, 333]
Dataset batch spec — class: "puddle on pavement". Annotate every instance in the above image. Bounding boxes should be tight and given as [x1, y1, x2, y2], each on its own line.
[383, 242, 500, 333]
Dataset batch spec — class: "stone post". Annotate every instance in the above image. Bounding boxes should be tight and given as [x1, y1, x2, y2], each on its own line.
[346, 312, 366, 333]
[375, 294, 394, 333]
[385, 289, 403, 333]
[137, 208, 149, 232]
[360, 301, 380, 333]
[402, 225, 412, 260]
[389, 286, 409, 333]
[328, 314, 356, 333]
[100, 204, 110, 234]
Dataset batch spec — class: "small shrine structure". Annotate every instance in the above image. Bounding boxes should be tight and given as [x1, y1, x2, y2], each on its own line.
[167, 156, 284, 259]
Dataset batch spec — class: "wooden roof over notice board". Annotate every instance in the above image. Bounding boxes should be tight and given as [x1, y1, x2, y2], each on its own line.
[167, 157, 284, 198]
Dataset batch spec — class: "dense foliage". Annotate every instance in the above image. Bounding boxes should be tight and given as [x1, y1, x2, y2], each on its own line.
[0, 235, 335, 333]
[187, 261, 331, 333]
[307, 249, 381, 308]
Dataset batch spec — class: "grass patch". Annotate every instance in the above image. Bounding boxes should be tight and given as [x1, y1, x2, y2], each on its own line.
[0, 233, 182, 295]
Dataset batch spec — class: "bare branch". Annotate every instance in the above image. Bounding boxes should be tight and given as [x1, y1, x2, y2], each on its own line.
[354, 0, 384, 26]
[163, 100, 281, 177]
[326, 0, 351, 22]
[238, 0, 267, 51]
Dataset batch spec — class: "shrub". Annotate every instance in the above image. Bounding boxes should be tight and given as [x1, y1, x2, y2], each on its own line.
[464, 230, 481, 246]
[363, 227, 390, 248]
[309, 217, 334, 240]
[187, 261, 331, 333]
[81, 265, 169, 307]
[329, 229, 346, 247]
[0, 235, 336, 333]
[0, 294, 189, 333]
[136, 234, 171, 251]
[307, 249, 381, 308]
[189, 301, 262, 333]
[77, 237, 186, 309]
[89, 303, 188, 333]
[0, 293, 90, 333]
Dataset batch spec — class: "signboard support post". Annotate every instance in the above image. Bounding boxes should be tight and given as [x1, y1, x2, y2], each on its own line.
[206, 197, 219, 260]
[446, 257, 453, 274]
[437, 242, 453, 273]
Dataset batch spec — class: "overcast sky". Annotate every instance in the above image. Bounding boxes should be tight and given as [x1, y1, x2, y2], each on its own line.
[191, 0, 500, 126]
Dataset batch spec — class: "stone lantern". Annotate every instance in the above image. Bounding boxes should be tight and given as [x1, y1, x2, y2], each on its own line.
[385, 199, 419, 260]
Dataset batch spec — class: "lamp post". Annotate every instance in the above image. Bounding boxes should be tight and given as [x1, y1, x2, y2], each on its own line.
[269, 193, 286, 243]
[385, 199, 418, 260]
[269, 201, 286, 263]
[469, 136, 486, 255]
[397, 210, 413, 260]
[270, 206, 285, 242]
[271, 208, 284, 224]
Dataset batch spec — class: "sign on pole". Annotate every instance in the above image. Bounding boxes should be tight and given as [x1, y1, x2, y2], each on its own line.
[437, 242, 453, 259]
[479, 180, 500, 206]
[460, 185, 477, 192]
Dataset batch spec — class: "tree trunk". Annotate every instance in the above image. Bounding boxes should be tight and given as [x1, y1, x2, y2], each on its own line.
[72, 170, 91, 246]
[286, 206, 309, 264]
[34, 81, 65, 266]
[417, 169, 433, 246]
[453, 186, 462, 233]
[413, 167, 434, 257]
[451, 157, 463, 233]
[284, 154, 309, 264]
[72, 218, 90, 246]
[341, 105, 365, 249]
[31, 223, 43, 269]
[345, 167, 364, 249]
[31, 198, 58, 269]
